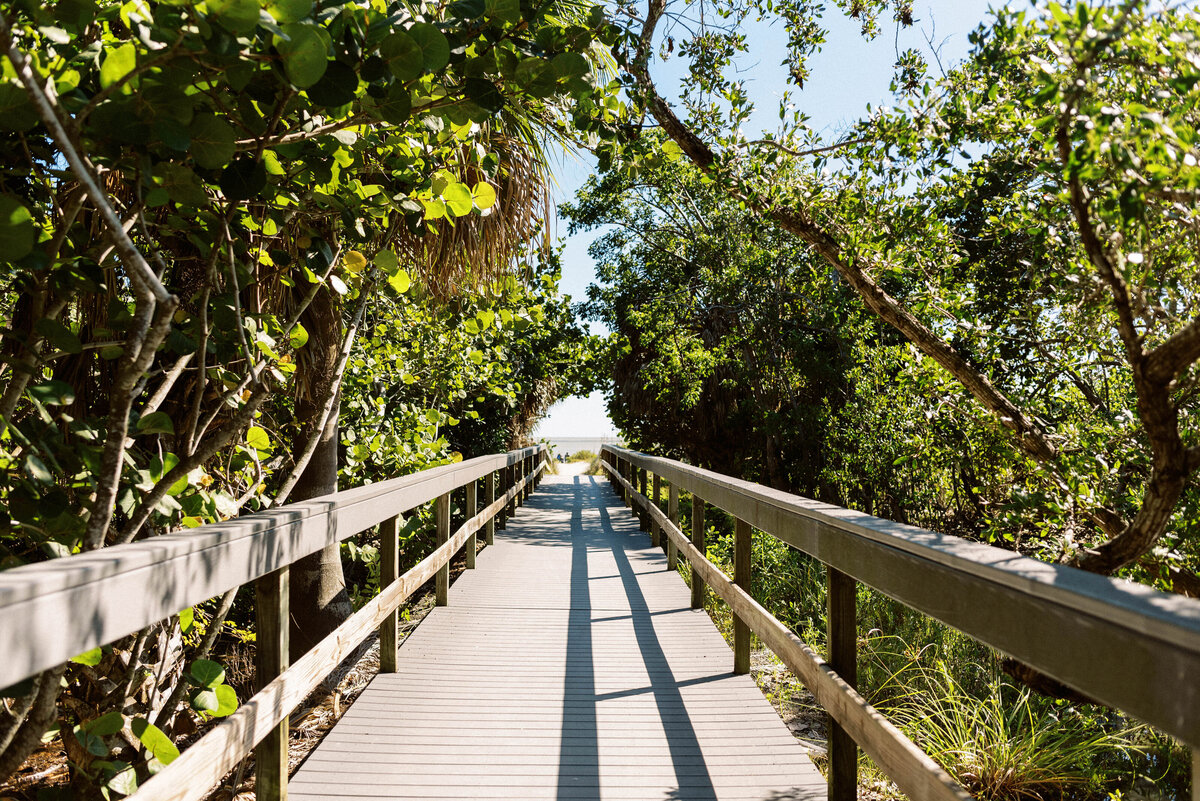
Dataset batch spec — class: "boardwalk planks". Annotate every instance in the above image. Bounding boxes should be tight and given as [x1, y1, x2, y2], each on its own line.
[288, 475, 824, 801]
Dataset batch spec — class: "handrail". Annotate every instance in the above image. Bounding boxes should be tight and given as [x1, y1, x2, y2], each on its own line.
[0, 444, 546, 801]
[133, 449, 546, 801]
[0, 445, 542, 689]
[601, 444, 1200, 799]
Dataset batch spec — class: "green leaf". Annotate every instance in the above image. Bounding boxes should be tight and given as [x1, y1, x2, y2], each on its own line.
[208, 0, 260, 33]
[262, 150, 285, 176]
[246, 425, 272, 451]
[464, 78, 504, 113]
[131, 718, 179, 765]
[387, 269, 411, 294]
[190, 688, 219, 712]
[276, 23, 328, 88]
[106, 763, 139, 796]
[178, 607, 195, 634]
[471, 182, 496, 210]
[377, 83, 412, 124]
[0, 83, 37, 131]
[71, 647, 103, 666]
[263, 0, 311, 23]
[409, 23, 449, 73]
[190, 115, 237, 170]
[0, 194, 36, 261]
[34, 319, 81, 354]
[211, 684, 238, 717]
[83, 711, 125, 737]
[483, 0, 519, 23]
[381, 31, 423, 82]
[307, 61, 358, 107]
[28, 380, 75, 407]
[289, 322, 309, 348]
[469, 349, 484, 365]
[374, 248, 399, 273]
[551, 52, 589, 80]
[153, 163, 209, 207]
[136, 411, 175, 435]
[99, 43, 137, 90]
[442, 182, 473, 217]
[74, 726, 109, 757]
[189, 659, 225, 688]
[220, 157, 268, 201]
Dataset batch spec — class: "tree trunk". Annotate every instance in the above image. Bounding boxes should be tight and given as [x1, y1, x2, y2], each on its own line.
[286, 285, 353, 662]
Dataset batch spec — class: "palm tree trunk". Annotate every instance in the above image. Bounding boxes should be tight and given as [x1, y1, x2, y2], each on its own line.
[287, 286, 353, 661]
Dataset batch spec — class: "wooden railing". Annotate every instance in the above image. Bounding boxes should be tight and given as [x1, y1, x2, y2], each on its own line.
[601, 444, 1200, 801]
[0, 445, 547, 801]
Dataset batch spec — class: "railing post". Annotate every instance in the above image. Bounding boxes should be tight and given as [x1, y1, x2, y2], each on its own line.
[255, 566, 289, 801]
[505, 461, 516, 519]
[691, 495, 705, 609]
[379, 515, 400, 673]
[667, 483, 679, 570]
[650, 474, 662, 548]
[621, 459, 631, 507]
[734, 517, 752, 674]
[637, 468, 649, 531]
[436, 492, 450, 606]
[485, 470, 496, 545]
[465, 479, 478, 569]
[827, 566, 858, 801]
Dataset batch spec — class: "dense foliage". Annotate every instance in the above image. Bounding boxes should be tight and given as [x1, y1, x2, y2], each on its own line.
[0, 0, 613, 792]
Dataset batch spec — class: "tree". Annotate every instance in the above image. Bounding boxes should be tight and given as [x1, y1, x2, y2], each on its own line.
[605, 0, 1200, 581]
[0, 0, 616, 789]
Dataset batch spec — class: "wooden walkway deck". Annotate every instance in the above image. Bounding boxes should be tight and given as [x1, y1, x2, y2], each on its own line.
[289, 474, 824, 801]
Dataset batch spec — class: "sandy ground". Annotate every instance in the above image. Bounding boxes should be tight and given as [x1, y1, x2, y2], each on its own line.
[554, 460, 592, 476]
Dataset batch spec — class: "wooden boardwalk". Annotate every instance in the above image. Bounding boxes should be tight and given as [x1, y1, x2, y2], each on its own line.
[289, 474, 824, 801]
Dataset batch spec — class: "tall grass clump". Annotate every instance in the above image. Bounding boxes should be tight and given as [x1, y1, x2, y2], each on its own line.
[874, 655, 1143, 801]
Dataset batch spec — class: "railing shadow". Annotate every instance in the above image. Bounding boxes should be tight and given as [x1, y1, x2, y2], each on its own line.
[561, 475, 718, 801]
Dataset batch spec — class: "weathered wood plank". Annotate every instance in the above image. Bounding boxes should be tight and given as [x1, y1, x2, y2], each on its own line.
[379, 516, 400, 673]
[691, 495, 705, 610]
[668, 483, 679, 570]
[466, 481, 478, 570]
[255, 567, 289, 801]
[827, 566, 857, 801]
[733, 517, 751, 676]
[436, 493, 450, 606]
[651, 474, 662, 548]
[485, 471, 496, 546]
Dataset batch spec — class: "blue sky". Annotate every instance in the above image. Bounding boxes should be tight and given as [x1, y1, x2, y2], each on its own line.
[534, 1, 999, 439]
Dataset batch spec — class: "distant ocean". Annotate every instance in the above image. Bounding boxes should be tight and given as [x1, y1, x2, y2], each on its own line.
[538, 436, 623, 457]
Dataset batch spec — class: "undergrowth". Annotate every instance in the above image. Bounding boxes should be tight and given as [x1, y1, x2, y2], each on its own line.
[649, 489, 1192, 800]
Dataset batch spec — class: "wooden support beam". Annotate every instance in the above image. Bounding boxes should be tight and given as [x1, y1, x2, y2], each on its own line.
[651, 474, 662, 548]
[379, 515, 400, 673]
[734, 517, 752, 675]
[827, 565, 858, 801]
[465, 480, 478, 569]
[638, 469, 649, 531]
[691, 495, 706, 610]
[436, 493, 450, 606]
[485, 471, 496, 545]
[667, 483, 679, 570]
[254, 567, 289, 801]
